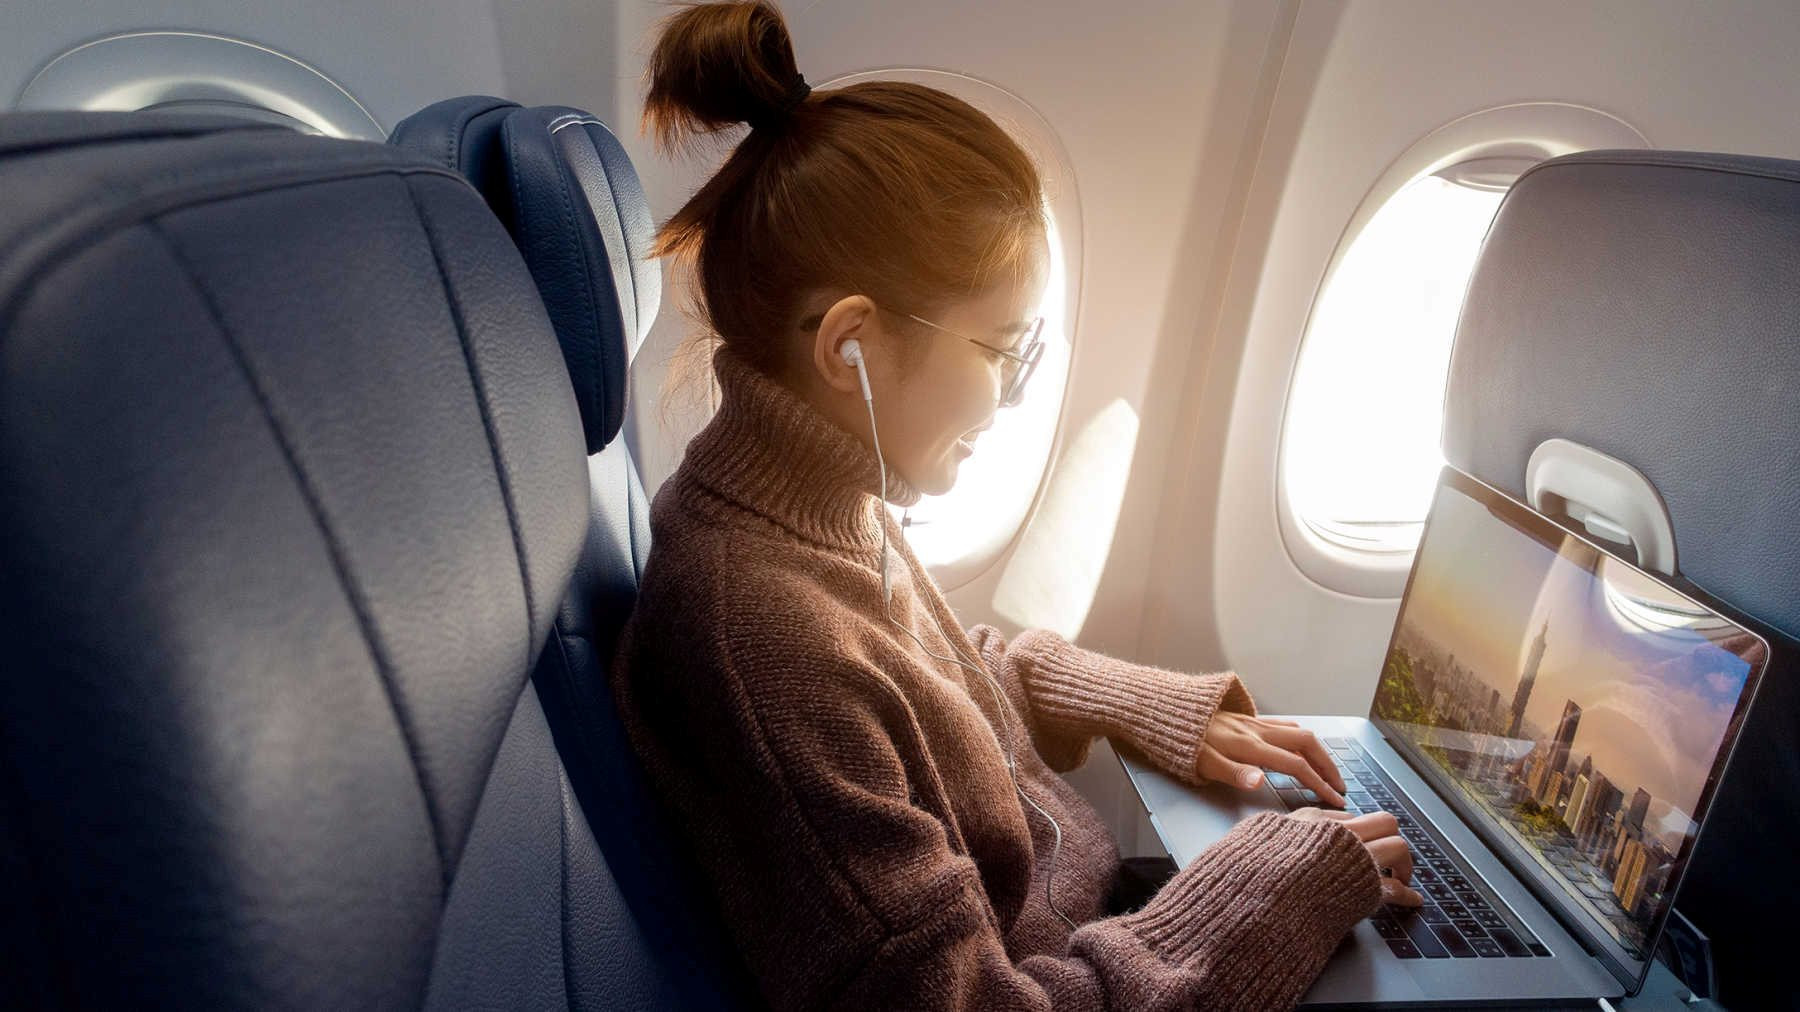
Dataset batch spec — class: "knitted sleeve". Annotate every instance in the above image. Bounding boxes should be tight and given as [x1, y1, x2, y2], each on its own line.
[617, 615, 1379, 1012]
[966, 625, 1256, 781]
[835, 811, 1382, 1012]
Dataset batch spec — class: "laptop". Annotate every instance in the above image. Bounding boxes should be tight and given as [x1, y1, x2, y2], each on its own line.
[1121, 466, 1772, 1007]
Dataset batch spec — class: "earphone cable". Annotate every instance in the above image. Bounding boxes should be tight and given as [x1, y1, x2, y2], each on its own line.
[855, 381, 1077, 933]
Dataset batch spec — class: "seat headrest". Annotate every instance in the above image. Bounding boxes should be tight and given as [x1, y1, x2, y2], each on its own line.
[1443, 148, 1800, 636]
[0, 110, 589, 1004]
[392, 97, 661, 455]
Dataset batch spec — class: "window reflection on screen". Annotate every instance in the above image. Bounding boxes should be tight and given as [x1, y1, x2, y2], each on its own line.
[1372, 484, 1762, 962]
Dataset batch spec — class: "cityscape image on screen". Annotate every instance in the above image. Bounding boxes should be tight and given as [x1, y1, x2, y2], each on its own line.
[1373, 485, 1762, 960]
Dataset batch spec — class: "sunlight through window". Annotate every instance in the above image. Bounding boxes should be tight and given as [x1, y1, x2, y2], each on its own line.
[1283, 171, 1508, 554]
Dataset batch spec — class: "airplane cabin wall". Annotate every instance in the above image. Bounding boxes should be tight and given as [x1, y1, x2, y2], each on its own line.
[1149, 0, 1800, 724]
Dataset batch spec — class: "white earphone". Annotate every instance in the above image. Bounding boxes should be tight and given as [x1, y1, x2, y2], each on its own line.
[837, 335, 1076, 931]
[839, 338, 887, 602]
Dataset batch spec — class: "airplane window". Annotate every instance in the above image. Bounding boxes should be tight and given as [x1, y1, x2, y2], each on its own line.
[1281, 165, 1508, 556]
[17, 31, 384, 141]
[822, 68, 1081, 589]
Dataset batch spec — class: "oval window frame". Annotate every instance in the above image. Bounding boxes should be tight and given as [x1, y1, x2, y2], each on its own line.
[821, 67, 1083, 591]
[1276, 103, 1649, 599]
[18, 31, 383, 140]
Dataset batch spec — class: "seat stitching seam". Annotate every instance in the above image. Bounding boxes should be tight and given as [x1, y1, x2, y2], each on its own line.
[402, 176, 537, 683]
[143, 216, 453, 888]
[538, 125, 611, 434]
[506, 123, 607, 442]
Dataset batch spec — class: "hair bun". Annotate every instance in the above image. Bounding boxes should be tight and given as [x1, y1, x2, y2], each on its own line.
[644, 1, 807, 150]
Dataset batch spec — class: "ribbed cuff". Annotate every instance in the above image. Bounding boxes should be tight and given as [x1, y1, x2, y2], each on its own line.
[1123, 812, 1382, 1009]
[1008, 630, 1255, 786]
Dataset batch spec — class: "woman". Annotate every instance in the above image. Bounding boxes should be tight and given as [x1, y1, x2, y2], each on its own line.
[612, 3, 1422, 1008]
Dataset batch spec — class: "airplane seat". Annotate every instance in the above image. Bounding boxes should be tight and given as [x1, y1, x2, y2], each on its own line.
[0, 110, 682, 1007]
[392, 97, 758, 1010]
[1442, 148, 1800, 1006]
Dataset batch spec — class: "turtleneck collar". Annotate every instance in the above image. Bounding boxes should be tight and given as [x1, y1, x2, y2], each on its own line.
[677, 344, 922, 552]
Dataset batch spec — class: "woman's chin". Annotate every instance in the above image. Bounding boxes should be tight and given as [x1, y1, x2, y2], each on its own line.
[915, 460, 960, 497]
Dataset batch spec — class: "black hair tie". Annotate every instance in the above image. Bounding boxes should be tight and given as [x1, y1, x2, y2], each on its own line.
[748, 73, 811, 132]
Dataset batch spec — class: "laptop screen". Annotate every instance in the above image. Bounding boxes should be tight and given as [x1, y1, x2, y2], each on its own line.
[1371, 468, 1769, 988]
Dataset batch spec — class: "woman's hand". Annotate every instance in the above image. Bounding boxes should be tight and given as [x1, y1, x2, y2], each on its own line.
[1197, 712, 1348, 807]
[1288, 808, 1425, 907]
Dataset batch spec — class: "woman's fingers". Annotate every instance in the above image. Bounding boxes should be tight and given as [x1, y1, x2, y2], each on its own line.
[1360, 821, 1423, 906]
[1196, 744, 1268, 790]
[1366, 835, 1414, 883]
[1260, 724, 1346, 794]
[1338, 809, 1400, 842]
[1250, 739, 1347, 808]
[1379, 877, 1426, 907]
[1285, 808, 1423, 905]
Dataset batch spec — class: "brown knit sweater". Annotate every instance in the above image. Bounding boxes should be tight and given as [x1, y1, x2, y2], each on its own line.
[611, 348, 1383, 1010]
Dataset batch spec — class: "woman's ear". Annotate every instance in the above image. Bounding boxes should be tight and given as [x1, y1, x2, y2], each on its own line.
[810, 294, 879, 395]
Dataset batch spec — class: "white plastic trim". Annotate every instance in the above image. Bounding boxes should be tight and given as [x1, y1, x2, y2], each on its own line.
[1526, 438, 1678, 577]
[1276, 102, 1650, 599]
[18, 31, 383, 140]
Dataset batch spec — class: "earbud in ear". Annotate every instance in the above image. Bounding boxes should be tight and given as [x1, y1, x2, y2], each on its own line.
[840, 339, 873, 402]
[837, 337, 887, 601]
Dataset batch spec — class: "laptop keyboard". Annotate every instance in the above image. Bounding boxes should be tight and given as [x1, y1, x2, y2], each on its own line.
[1263, 737, 1553, 961]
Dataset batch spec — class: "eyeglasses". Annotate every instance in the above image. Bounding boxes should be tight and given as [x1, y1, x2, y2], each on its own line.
[799, 306, 1049, 408]
[902, 312, 1046, 408]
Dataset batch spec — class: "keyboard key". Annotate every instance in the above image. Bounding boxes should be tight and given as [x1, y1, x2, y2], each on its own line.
[1431, 924, 1478, 958]
[1438, 901, 1466, 918]
[1423, 882, 1456, 901]
[1451, 918, 1486, 936]
[1471, 938, 1506, 958]
[1371, 916, 1408, 940]
[1444, 875, 1472, 891]
[1486, 927, 1530, 957]
[1473, 909, 1507, 929]
[1394, 910, 1450, 958]
[1414, 866, 1438, 884]
[1461, 892, 1491, 909]
[1386, 938, 1423, 959]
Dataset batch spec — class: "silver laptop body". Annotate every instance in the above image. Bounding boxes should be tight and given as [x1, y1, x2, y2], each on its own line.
[1123, 468, 1770, 1007]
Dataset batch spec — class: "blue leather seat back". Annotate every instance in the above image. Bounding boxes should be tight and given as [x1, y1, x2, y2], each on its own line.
[0, 112, 677, 1008]
[393, 97, 755, 1010]
[1443, 149, 1800, 1006]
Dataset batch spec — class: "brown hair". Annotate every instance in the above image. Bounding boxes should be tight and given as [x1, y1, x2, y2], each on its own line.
[643, 0, 1046, 382]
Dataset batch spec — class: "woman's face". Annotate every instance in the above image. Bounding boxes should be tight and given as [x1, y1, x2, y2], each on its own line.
[878, 257, 1048, 496]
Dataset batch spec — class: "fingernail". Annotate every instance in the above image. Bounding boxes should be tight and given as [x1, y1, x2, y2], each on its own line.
[1242, 770, 1262, 788]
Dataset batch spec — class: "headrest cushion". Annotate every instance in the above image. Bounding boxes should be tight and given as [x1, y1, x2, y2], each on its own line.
[392, 98, 661, 454]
